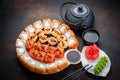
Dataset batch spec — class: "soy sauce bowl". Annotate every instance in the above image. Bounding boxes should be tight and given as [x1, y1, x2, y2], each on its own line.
[82, 28, 100, 45]
[65, 49, 81, 65]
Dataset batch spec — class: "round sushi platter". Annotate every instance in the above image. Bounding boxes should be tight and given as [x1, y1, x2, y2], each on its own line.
[15, 18, 111, 76]
[15, 19, 79, 74]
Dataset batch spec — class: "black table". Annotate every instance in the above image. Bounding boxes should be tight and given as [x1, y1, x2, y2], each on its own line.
[0, 0, 120, 80]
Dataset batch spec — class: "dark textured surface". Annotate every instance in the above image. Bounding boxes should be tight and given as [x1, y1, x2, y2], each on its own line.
[0, 0, 120, 80]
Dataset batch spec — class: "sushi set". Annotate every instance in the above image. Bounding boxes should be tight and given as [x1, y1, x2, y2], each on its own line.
[16, 19, 79, 74]
[15, 2, 111, 78]
[15, 18, 111, 76]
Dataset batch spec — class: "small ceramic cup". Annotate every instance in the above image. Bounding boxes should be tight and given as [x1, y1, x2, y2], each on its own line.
[82, 28, 100, 45]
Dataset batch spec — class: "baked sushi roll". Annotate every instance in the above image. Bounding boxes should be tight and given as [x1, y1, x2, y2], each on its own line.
[52, 29, 61, 37]
[57, 35, 66, 42]
[44, 28, 52, 35]
[48, 37, 58, 46]
[59, 24, 70, 34]
[43, 19, 51, 29]
[39, 35, 48, 44]
[67, 37, 79, 49]
[25, 24, 35, 34]
[58, 40, 68, 49]
[54, 48, 64, 58]
[51, 20, 61, 29]
[33, 20, 43, 30]
[64, 30, 75, 39]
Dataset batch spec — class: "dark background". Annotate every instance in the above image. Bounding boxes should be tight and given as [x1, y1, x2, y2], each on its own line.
[0, 0, 120, 80]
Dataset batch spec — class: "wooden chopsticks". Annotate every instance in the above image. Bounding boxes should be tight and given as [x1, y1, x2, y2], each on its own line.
[61, 64, 93, 80]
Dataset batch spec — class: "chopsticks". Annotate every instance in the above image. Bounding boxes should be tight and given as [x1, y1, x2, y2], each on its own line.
[61, 64, 93, 80]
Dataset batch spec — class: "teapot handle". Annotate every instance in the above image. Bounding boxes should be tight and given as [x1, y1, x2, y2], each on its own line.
[60, 2, 87, 27]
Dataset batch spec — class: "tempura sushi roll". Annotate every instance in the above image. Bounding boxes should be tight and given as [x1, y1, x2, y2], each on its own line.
[57, 35, 66, 42]
[25, 24, 35, 34]
[39, 35, 48, 43]
[67, 37, 79, 49]
[48, 37, 58, 46]
[64, 30, 75, 39]
[59, 24, 70, 34]
[44, 28, 52, 35]
[58, 40, 68, 49]
[52, 29, 61, 37]
[43, 19, 51, 29]
[33, 20, 43, 30]
[51, 20, 61, 29]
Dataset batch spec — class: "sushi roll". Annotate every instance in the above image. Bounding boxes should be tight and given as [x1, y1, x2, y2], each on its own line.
[58, 40, 68, 49]
[44, 28, 52, 35]
[43, 19, 51, 29]
[56, 58, 69, 70]
[16, 38, 24, 48]
[64, 30, 75, 39]
[33, 20, 43, 30]
[19, 31, 29, 41]
[57, 35, 66, 42]
[34, 29, 44, 36]
[67, 37, 79, 49]
[52, 29, 61, 37]
[48, 37, 58, 46]
[25, 24, 35, 34]
[51, 20, 61, 29]
[39, 35, 48, 44]
[46, 63, 58, 74]
[29, 33, 38, 42]
[59, 24, 70, 34]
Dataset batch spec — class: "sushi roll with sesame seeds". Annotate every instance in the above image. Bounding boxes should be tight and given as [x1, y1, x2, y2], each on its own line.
[52, 29, 61, 37]
[39, 35, 48, 44]
[48, 37, 58, 46]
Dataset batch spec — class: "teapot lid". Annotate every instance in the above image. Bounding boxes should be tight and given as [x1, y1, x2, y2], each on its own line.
[71, 4, 90, 17]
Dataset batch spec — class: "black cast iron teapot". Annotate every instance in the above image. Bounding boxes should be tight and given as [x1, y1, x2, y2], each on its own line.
[60, 2, 94, 30]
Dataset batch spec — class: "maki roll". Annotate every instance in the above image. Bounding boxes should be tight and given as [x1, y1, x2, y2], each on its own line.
[52, 29, 61, 37]
[51, 20, 61, 29]
[48, 37, 58, 46]
[64, 30, 75, 39]
[35, 29, 44, 36]
[29, 33, 38, 42]
[33, 20, 43, 30]
[59, 24, 70, 34]
[57, 35, 66, 42]
[67, 37, 79, 49]
[44, 28, 52, 35]
[39, 35, 48, 44]
[43, 19, 51, 29]
[58, 40, 68, 49]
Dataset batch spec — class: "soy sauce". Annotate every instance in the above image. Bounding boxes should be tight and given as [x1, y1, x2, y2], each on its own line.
[83, 31, 98, 43]
[67, 51, 80, 63]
